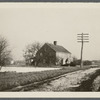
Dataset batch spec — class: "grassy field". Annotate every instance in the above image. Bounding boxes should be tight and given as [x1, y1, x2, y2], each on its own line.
[0, 66, 96, 91]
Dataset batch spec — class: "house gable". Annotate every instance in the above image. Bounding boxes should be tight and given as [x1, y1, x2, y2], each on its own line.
[36, 43, 56, 55]
[36, 43, 56, 66]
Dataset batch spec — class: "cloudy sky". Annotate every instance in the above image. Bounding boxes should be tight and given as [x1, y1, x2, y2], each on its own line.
[0, 3, 100, 60]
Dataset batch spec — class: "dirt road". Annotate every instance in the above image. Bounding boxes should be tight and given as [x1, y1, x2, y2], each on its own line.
[30, 67, 100, 92]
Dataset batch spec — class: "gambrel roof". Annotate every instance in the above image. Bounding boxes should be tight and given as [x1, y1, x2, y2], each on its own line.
[46, 43, 71, 54]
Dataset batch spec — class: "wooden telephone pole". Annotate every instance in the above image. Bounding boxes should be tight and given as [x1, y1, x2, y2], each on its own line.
[77, 33, 89, 67]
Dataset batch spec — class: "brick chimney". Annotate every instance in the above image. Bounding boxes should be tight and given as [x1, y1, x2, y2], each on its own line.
[54, 41, 57, 45]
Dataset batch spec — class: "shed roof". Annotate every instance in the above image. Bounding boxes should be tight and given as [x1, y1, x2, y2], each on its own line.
[46, 43, 71, 54]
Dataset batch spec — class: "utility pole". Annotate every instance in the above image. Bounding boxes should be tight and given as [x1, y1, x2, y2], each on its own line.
[77, 33, 89, 67]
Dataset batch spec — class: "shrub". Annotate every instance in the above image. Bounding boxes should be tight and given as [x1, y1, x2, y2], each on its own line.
[70, 62, 76, 66]
[83, 60, 92, 65]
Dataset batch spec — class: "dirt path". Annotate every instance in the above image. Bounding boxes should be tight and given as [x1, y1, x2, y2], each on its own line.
[30, 67, 100, 92]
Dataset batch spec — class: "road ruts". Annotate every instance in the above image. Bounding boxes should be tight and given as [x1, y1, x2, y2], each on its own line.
[30, 68, 100, 92]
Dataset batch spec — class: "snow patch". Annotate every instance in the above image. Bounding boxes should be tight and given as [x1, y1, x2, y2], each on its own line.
[0, 67, 60, 73]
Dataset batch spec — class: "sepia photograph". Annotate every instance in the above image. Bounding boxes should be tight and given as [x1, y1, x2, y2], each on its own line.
[0, 2, 100, 97]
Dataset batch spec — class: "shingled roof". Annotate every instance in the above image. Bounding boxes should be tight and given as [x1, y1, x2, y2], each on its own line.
[46, 43, 71, 54]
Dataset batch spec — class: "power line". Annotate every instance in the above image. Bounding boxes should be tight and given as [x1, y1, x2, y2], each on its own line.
[77, 33, 89, 67]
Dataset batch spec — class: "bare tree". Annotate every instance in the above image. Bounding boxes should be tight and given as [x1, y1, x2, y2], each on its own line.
[23, 42, 42, 65]
[0, 35, 12, 68]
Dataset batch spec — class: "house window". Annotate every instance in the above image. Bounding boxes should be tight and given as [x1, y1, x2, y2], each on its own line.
[49, 52, 52, 56]
[44, 48, 46, 52]
[43, 59, 46, 63]
[40, 53, 43, 56]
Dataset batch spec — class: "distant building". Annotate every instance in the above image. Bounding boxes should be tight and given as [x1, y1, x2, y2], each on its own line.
[36, 41, 71, 66]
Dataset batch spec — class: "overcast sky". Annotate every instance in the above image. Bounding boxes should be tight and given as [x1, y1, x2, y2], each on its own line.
[0, 3, 100, 60]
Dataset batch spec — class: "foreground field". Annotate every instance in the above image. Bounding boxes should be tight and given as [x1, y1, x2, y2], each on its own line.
[0, 66, 95, 91]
